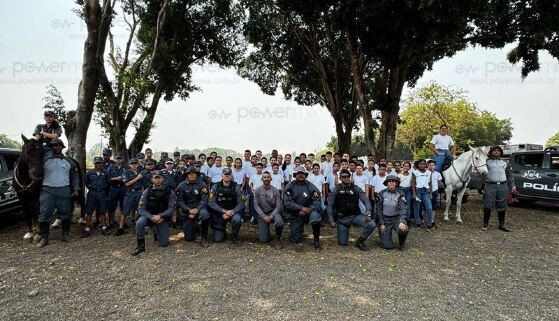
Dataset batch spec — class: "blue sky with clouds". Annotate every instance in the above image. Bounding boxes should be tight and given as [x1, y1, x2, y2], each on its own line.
[1, 1, 558, 153]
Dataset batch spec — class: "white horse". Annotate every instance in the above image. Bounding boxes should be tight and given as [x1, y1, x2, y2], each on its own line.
[442, 146, 489, 223]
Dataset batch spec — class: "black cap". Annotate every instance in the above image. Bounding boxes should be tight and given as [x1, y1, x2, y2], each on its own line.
[185, 166, 198, 174]
[161, 152, 168, 158]
[129, 158, 139, 164]
[145, 159, 156, 165]
[193, 161, 202, 166]
[102, 148, 112, 156]
[173, 151, 181, 156]
[49, 138, 65, 148]
[339, 169, 351, 176]
[115, 153, 124, 159]
[383, 175, 400, 186]
[152, 170, 163, 178]
[93, 157, 104, 164]
[222, 167, 232, 175]
[488, 146, 504, 156]
[165, 159, 174, 164]
[44, 110, 55, 117]
[136, 152, 145, 159]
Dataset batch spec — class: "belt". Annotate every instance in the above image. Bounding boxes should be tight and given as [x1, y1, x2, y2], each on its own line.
[128, 188, 142, 192]
[88, 187, 106, 192]
[486, 181, 507, 185]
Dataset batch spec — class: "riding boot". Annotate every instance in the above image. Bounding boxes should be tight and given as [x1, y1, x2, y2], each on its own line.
[398, 231, 408, 250]
[355, 237, 368, 251]
[482, 208, 491, 230]
[274, 226, 283, 249]
[61, 220, 71, 242]
[312, 223, 321, 251]
[497, 211, 511, 232]
[36, 222, 50, 248]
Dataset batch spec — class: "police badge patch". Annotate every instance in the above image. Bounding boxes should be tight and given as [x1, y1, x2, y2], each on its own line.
[399, 195, 406, 204]
[312, 191, 320, 199]
[139, 199, 144, 206]
[201, 187, 208, 193]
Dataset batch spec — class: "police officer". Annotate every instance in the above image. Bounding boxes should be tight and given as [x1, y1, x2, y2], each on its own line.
[115, 158, 144, 236]
[33, 110, 63, 157]
[377, 175, 408, 250]
[107, 153, 127, 228]
[36, 139, 80, 248]
[140, 159, 157, 189]
[283, 166, 322, 251]
[208, 167, 245, 244]
[327, 169, 376, 251]
[162, 160, 177, 189]
[483, 146, 516, 232]
[102, 148, 115, 169]
[136, 152, 146, 170]
[172, 151, 181, 170]
[83, 157, 110, 237]
[131, 170, 176, 256]
[176, 166, 210, 247]
[174, 159, 188, 186]
[156, 152, 169, 170]
[194, 160, 209, 186]
[254, 171, 284, 248]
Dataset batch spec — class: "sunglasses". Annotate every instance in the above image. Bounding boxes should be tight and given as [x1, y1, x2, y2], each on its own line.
[223, 173, 231, 176]
[340, 175, 350, 179]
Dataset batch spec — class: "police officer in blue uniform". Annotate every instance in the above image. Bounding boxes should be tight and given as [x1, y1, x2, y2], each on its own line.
[482, 146, 516, 232]
[208, 167, 245, 244]
[194, 160, 209, 186]
[131, 170, 177, 256]
[140, 159, 156, 189]
[156, 152, 168, 170]
[36, 139, 80, 248]
[136, 152, 146, 171]
[377, 175, 408, 250]
[327, 169, 376, 251]
[176, 166, 210, 247]
[172, 151, 181, 170]
[102, 148, 115, 170]
[83, 157, 110, 237]
[107, 153, 127, 228]
[162, 160, 177, 190]
[283, 166, 323, 251]
[115, 158, 144, 236]
[33, 110, 63, 157]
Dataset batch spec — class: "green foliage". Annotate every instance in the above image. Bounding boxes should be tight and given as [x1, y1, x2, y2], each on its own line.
[546, 132, 559, 147]
[398, 83, 513, 158]
[42, 85, 68, 125]
[0, 134, 21, 149]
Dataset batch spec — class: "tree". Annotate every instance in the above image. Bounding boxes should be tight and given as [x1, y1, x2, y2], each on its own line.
[546, 132, 559, 147]
[95, 0, 245, 158]
[239, 0, 359, 153]
[0, 134, 21, 149]
[65, 0, 115, 170]
[398, 83, 513, 158]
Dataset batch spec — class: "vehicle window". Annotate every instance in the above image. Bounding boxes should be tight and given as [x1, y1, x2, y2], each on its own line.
[515, 153, 544, 168]
[550, 155, 559, 170]
[3, 154, 19, 171]
[0, 157, 3, 172]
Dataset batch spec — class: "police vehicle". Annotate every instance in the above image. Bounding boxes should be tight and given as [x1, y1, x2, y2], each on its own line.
[510, 146, 559, 203]
[0, 148, 21, 215]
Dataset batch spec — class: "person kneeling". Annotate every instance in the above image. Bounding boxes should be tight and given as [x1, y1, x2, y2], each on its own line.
[132, 171, 176, 256]
[327, 169, 376, 251]
[377, 175, 408, 250]
[254, 171, 284, 249]
[208, 168, 245, 244]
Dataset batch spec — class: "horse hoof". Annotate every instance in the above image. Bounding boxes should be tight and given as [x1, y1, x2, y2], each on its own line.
[33, 234, 42, 243]
[51, 219, 62, 228]
[443, 217, 450, 221]
[456, 220, 463, 224]
[23, 232, 34, 241]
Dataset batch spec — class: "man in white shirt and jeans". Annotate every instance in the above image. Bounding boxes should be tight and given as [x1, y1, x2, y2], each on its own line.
[429, 124, 456, 173]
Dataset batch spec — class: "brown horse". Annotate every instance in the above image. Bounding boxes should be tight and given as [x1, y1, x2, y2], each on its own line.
[13, 135, 85, 241]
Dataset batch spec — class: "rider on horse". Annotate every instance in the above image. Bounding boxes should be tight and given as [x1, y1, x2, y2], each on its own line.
[429, 125, 456, 173]
[33, 110, 63, 157]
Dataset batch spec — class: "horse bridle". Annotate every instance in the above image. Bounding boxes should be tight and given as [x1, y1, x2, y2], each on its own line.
[13, 164, 37, 191]
[451, 151, 487, 185]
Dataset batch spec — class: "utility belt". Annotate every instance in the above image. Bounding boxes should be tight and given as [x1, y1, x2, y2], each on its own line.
[486, 181, 507, 185]
[127, 188, 142, 192]
[111, 181, 125, 187]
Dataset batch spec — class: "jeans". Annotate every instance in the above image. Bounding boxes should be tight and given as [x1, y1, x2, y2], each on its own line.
[433, 149, 451, 173]
[414, 188, 433, 227]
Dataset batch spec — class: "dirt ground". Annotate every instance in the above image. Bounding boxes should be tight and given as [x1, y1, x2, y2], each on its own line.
[0, 194, 558, 321]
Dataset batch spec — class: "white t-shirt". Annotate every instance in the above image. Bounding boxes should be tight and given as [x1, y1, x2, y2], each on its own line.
[430, 170, 442, 192]
[242, 160, 252, 169]
[232, 168, 246, 185]
[209, 166, 224, 183]
[307, 173, 326, 191]
[283, 164, 295, 182]
[201, 163, 211, 176]
[398, 172, 412, 188]
[352, 174, 369, 191]
[430, 134, 454, 150]
[250, 173, 263, 190]
[413, 169, 431, 189]
[270, 173, 283, 190]
[320, 161, 332, 176]
[244, 165, 257, 178]
[326, 172, 339, 192]
[370, 175, 387, 193]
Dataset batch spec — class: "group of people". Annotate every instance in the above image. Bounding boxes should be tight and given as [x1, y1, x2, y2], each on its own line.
[31, 111, 516, 256]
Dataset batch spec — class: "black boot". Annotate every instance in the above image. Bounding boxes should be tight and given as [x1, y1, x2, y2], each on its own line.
[36, 222, 50, 248]
[312, 223, 321, 251]
[153, 230, 158, 242]
[398, 231, 408, 251]
[232, 233, 241, 245]
[200, 219, 210, 248]
[482, 208, 491, 230]
[355, 237, 368, 251]
[131, 238, 145, 256]
[274, 227, 283, 249]
[61, 220, 71, 242]
[497, 211, 511, 232]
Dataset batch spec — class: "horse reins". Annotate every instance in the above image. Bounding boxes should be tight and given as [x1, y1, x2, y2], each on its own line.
[451, 151, 487, 185]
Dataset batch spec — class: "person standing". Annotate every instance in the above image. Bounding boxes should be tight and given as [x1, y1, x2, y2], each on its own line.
[412, 159, 433, 230]
[482, 146, 516, 232]
[82, 157, 110, 238]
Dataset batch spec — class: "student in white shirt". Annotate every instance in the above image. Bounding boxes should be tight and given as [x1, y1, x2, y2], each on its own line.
[320, 151, 333, 176]
[242, 150, 252, 169]
[429, 124, 456, 173]
[428, 160, 443, 212]
[386, 161, 396, 176]
[249, 163, 265, 191]
[270, 163, 283, 191]
[208, 156, 224, 185]
[412, 159, 433, 229]
[352, 163, 370, 214]
[370, 163, 388, 197]
[364, 160, 377, 180]
[398, 161, 413, 222]
[232, 158, 247, 187]
[307, 163, 327, 212]
[325, 161, 340, 200]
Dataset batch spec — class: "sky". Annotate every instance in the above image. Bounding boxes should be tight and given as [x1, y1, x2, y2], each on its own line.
[1, 1, 558, 154]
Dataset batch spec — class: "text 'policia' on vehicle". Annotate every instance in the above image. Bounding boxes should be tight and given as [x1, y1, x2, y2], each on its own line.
[469, 144, 559, 204]
[0, 148, 22, 214]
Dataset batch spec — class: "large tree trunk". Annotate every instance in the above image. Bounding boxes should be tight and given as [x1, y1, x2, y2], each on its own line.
[377, 64, 408, 159]
[67, 0, 113, 169]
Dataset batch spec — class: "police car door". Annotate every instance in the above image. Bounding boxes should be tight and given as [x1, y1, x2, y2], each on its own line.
[511, 152, 547, 197]
[540, 150, 559, 198]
